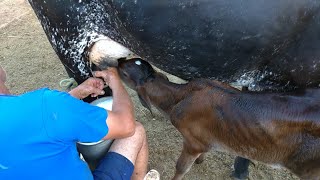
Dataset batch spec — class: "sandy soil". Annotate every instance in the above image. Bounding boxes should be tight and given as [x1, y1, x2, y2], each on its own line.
[0, 1, 299, 179]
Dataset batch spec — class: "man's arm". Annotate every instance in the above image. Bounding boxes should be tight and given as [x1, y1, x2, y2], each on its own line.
[66, 68, 135, 140]
[94, 68, 135, 139]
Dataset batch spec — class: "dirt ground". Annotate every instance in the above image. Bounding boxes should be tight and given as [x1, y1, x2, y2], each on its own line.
[0, 1, 300, 179]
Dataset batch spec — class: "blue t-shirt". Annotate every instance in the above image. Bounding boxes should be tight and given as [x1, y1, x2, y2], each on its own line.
[0, 88, 108, 180]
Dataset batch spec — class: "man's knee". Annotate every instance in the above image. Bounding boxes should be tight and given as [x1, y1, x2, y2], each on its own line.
[107, 121, 147, 164]
[135, 121, 145, 133]
[133, 121, 147, 140]
[0, 65, 7, 83]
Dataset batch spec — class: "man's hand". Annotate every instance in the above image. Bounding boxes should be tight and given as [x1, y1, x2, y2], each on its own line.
[94, 68, 122, 90]
[69, 77, 105, 99]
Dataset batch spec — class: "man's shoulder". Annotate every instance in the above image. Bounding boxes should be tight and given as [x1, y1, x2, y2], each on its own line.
[40, 88, 75, 101]
[20, 88, 74, 105]
[15, 88, 49, 100]
[23, 87, 51, 96]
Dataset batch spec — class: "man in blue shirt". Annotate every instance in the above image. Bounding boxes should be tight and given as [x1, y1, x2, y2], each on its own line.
[0, 65, 149, 180]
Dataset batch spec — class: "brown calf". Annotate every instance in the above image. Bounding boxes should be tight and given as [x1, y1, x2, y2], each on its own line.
[118, 58, 320, 180]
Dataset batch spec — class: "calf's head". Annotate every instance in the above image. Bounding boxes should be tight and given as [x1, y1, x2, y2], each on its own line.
[118, 58, 156, 89]
[118, 58, 162, 113]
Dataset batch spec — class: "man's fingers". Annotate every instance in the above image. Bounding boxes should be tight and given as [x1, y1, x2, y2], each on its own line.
[93, 71, 110, 84]
[87, 77, 104, 84]
[90, 87, 105, 97]
[86, 77, 105, 89]
[93, 71, 107, 79]
[92, 78, 105, 88]
[93, 68, 120, 89]
[97, 78, 105, 88]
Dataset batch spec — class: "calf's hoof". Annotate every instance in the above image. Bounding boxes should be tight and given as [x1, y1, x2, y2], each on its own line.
[195, 154, 205, 164]
[231, 157, 250, 179]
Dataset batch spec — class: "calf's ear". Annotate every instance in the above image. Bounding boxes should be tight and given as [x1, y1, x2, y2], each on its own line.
[136, 86, 153, 116]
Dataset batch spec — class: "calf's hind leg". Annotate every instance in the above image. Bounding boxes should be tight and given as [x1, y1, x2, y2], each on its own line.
[172, 143, 202, 180]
